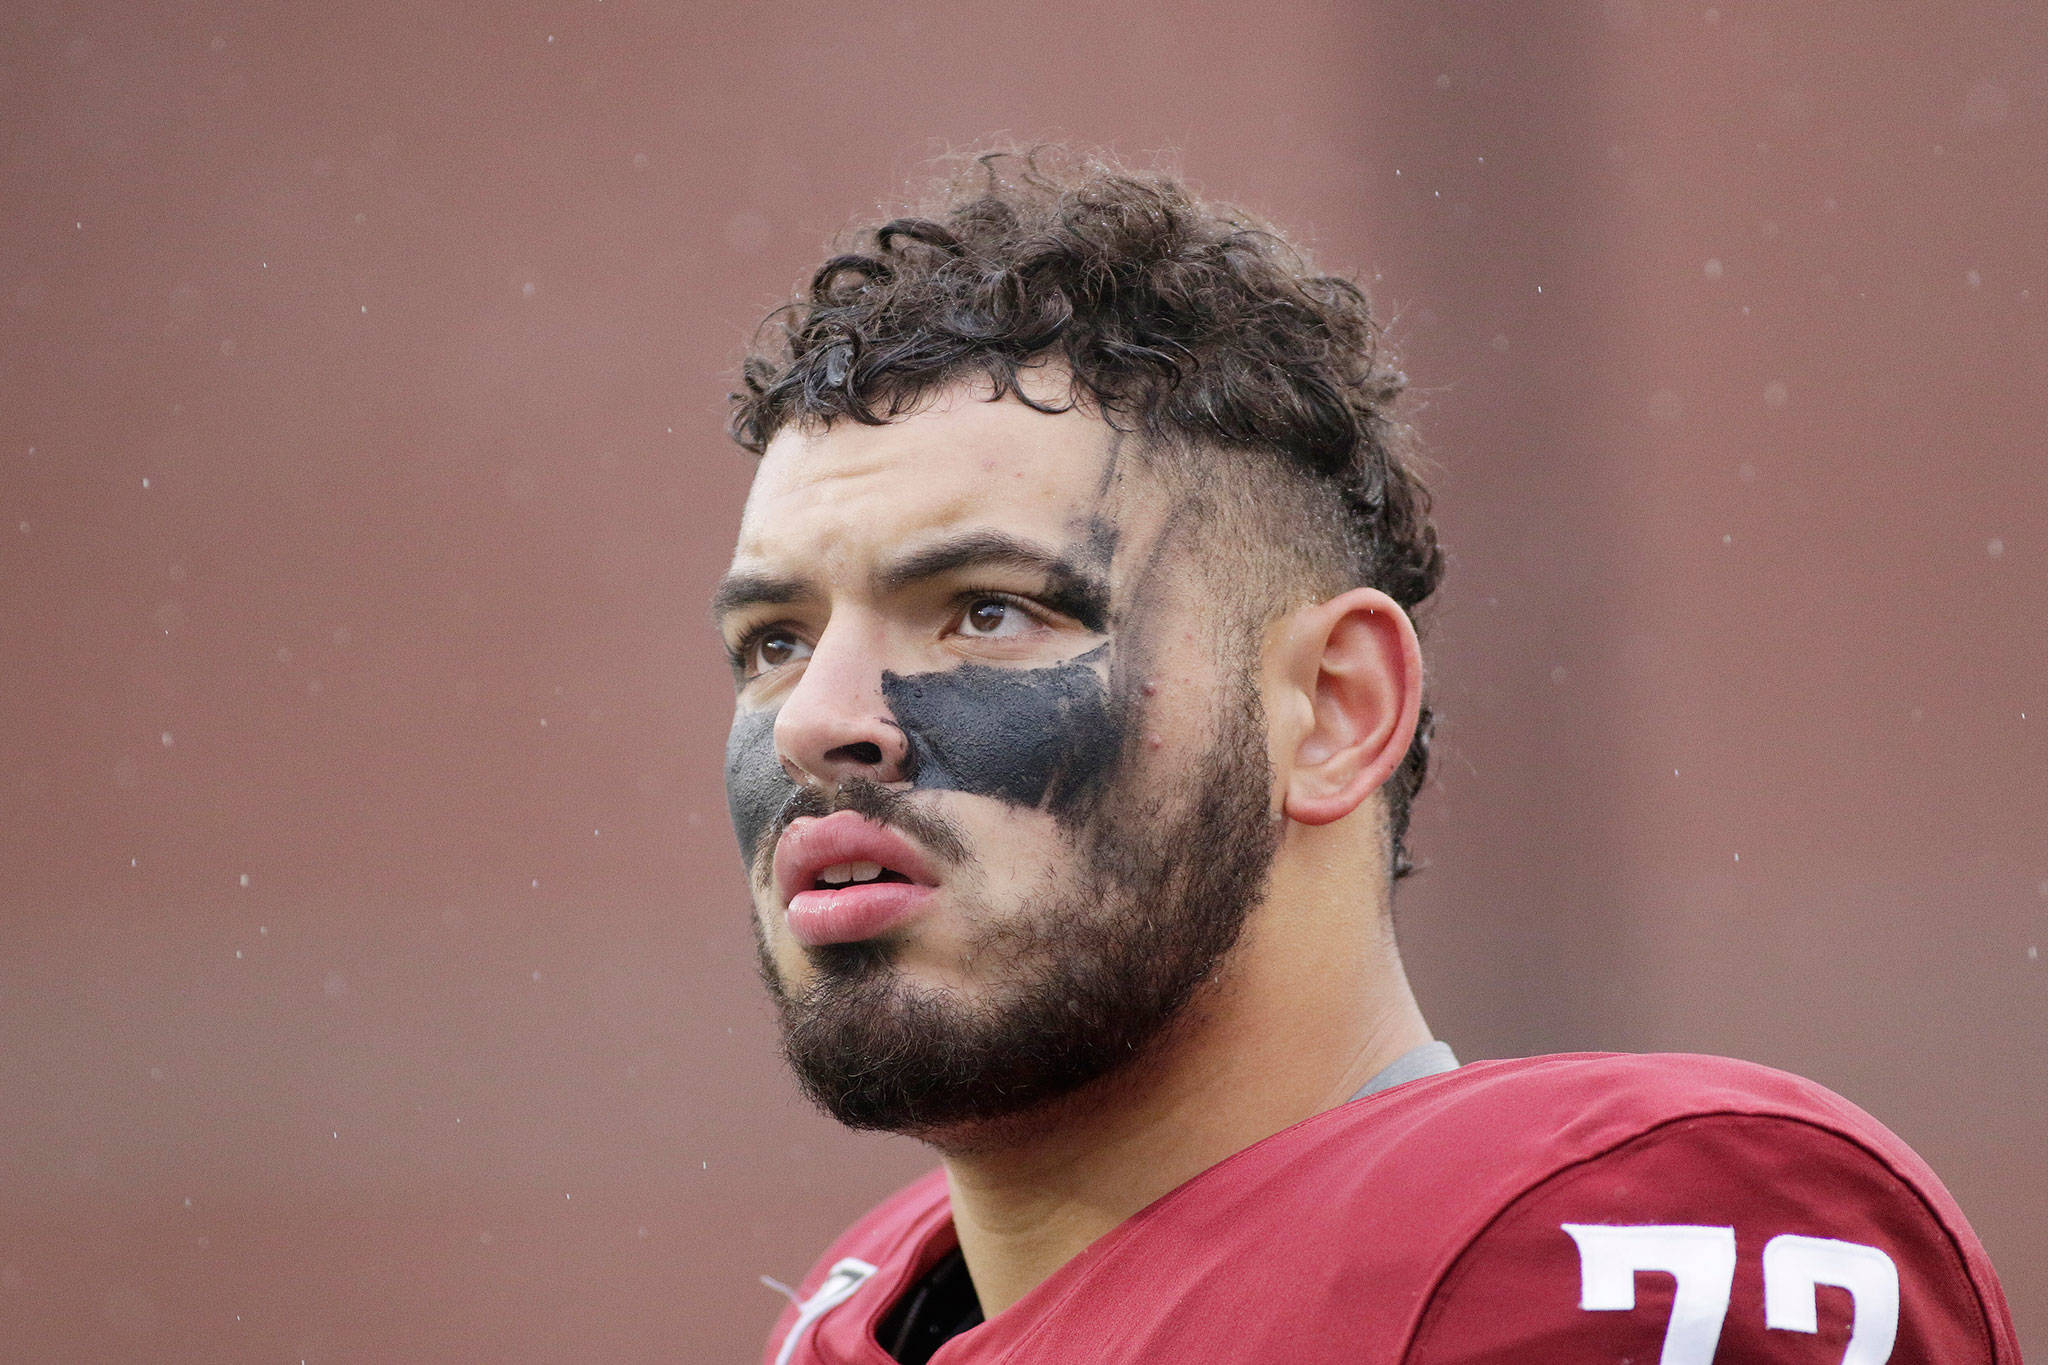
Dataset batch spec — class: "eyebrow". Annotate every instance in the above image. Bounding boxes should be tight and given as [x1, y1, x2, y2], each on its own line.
[709, 570, 815, 624]
[874, 530, 1111, 631]
[712, 530, 1115, 632]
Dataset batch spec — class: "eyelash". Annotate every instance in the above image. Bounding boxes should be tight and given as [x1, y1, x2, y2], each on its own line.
[727, 591, 1052, 677]
[727, 622, 785, 674]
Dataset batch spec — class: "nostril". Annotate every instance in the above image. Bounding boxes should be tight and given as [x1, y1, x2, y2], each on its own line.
[828, 740, 885, 767]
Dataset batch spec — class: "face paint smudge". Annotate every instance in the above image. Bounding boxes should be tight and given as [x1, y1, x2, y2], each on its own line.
[1073, 514, 1118, 570]
[722, 646, 1127, 870]
[1036, 565, 1110, 634]
[1037, 518, 1117, 633]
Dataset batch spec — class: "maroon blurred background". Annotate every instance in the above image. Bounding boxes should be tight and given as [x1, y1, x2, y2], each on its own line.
[3, 2, 2041, 1359]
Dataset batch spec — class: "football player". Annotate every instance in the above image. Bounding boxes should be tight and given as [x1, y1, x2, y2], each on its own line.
[712, 150, 2018, 1363]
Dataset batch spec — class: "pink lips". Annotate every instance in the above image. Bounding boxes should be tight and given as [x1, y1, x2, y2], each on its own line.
[772, 811, 940, 948]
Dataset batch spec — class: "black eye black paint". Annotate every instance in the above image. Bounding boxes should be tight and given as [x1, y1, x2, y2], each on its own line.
[880, 646, 1119, 810]
[723, 705, 787, 869]
[722, 646, 1126, 868]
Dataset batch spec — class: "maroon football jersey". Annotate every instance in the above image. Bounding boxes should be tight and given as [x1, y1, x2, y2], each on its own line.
[762, 1054, 2018, 1364]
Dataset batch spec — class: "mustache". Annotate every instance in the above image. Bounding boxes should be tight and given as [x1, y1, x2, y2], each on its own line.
[756, 776, 973, 879]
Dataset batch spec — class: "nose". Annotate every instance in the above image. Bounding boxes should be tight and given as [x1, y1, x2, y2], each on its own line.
[772, 621, 912, 790]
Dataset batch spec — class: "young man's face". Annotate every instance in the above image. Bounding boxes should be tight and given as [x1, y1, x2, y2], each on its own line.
[715, 375, 1283, 1137]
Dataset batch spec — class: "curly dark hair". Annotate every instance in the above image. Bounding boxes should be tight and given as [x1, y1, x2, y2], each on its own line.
[731, 149, 1444, 882]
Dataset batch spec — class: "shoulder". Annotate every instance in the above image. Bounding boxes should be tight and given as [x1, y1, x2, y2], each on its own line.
[1337, 1050, 1918, 1145]
[1293, 1051, 1985, 1231]
[1217, 1052, 1910, 1243]
[760, 1168, 948, 1365]
[1369, 1054, 2021, 1363]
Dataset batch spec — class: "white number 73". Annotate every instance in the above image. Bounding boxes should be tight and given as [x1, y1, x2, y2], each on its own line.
[1562, 1223, 1900, 1365]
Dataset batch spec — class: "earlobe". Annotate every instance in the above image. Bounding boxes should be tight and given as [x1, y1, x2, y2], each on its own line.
[1279, 588, 1423, 828]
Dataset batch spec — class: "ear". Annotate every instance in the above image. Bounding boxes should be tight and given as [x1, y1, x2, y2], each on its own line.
[1273, 587, 1423, 827]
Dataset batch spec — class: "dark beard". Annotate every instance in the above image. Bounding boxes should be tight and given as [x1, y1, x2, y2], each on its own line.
[756, 676, 1280, 1138]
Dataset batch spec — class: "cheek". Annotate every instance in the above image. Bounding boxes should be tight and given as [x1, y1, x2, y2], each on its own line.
[724, 707, 791, 868]
[873, 805, 1073, 983]
[764, 916, 810, 980]
[961, 806, 1075, 902]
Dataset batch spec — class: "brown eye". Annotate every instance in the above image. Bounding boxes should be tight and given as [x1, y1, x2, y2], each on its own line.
[957, 596, 1035, 639]
[747, 629, 811, 675]
[965, 599, 1011, 634]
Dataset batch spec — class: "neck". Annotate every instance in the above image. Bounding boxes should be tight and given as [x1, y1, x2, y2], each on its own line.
[936, 891, 1430, 1317]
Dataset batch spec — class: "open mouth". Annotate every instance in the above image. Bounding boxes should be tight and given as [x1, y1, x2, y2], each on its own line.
[812, 861, 915, 890]
[773, 811, 942, 947]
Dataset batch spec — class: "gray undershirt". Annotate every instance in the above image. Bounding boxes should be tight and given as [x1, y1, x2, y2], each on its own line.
[1347, 1040, 1460, 1102]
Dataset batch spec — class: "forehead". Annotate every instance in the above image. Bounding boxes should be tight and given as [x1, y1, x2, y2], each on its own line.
[730, 383, 1139, 580]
